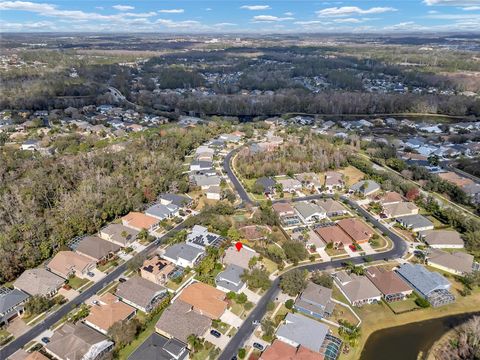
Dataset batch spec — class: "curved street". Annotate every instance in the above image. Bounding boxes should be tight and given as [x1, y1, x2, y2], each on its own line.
[218, 148, 409, 360]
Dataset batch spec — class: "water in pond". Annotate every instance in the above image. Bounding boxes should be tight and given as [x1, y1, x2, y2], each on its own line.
[360, 312, 480, 360]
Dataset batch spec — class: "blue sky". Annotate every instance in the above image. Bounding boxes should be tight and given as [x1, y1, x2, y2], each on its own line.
[1, 0, 479, 33]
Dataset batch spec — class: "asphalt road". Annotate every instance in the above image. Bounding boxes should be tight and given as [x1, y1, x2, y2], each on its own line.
[223, 148, 253, 205]
[219, 149, 408, 360]
[0, 223, 186, 360]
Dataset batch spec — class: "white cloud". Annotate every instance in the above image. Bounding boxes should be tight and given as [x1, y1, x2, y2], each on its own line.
[334, 18, 362, 23]
[294, 20, 323, 25]
[428, 10, 439, 13]
[214, 22, 237, 26]
[424, 0, 480, 5]
[462, 5, 480, 9]
[205, 7, 212, 11]
[252, 15, 294, 22]
[284, 12, 294, 16]
[155, 18, 203, 28]
[241, 5, 271, 10]
[158, 9, 184, 13]
[112, 5, 134, 11]
[316, 6, 397, 17]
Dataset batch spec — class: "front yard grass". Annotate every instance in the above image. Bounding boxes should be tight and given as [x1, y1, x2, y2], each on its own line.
[192, 341, 219, 360]
[260, 258, 278, 274]
[338, 166, 365, 186]
[67, 276, 89, 290]
[325, 247, 347, 257]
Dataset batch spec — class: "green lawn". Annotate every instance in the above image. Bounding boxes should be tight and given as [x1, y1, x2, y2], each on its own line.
[230, 302, 244, 317]
[192, 342, 219, 360]
[260, 258, 278, 274]
[212, 320, 230, 335]
[0, 329, 12, 345]
[67, 276, 89, 290]
[385, 299, 420, 314]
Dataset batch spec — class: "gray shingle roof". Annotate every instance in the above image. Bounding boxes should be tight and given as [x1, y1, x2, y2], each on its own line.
[350, 180, 380, 195]
[75, 236, 121, 261]
[396, 263, 450, 297]
[163, 243, 204, 262]
[396, 214, 434, 230]
[215, 264, 245, 292]
[276, 313, 329, 352]
[116, 277, 167, 310]
[0, 287, 29, 316]
[158, 193, 192, 207]
[128, 333, 189, 360]
[100, 224, 139, 246]
[13, 268, 64, 297]
[145, 203, 179, 220]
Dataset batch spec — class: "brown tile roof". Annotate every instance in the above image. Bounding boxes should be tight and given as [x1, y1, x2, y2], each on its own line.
[314, 226, 352, 247]
[84, 293, 136, 333]
[272, 202, 295, 215]
[315, 199, 346, 213]
[122, 212, 159, 231]
[75, 236, 121, 261]
[337, 218, 374, 243]
[382, 202, 419, 218]
[26, 352, 49, 360]
[366, 267, 412, 296]
[378, 191, 403, 204]
[178, 282, 227, 319]
[438, 172, 474, 188]
[155, 300, 211, 343]
[47, 251, 94, 279]
[324, 171, 343, 186]
[260, 340, 324, 360]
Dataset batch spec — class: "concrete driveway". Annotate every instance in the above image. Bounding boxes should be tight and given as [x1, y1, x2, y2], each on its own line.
[220, 310, 243, 328]
[243, 288, 261, 304]
[360, 242, 376, 255]
[344, 246, 358, 257]
[317, 248, 331, 262]
[204, 330, 230, 350]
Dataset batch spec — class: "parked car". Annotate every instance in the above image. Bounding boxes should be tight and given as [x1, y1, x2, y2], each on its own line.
[349, 244, 357, 252]
[210, 329, 221, 338]
[41, 337, 50, 344]
[253, 342, 264, 351]
[87, 272, 95, 278]
[252, 320, 260, 326]
[118, 278, 127, 283]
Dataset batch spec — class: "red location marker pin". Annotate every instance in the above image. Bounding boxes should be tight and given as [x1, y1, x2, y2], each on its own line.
[235, 242, 243, 252]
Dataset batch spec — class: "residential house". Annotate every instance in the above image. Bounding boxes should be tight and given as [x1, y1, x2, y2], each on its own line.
[294, 202, 326, 224]
[84, 293, 136, 334]
[315, 226, 352, 249]
[255, 177, 276, 194]
[0, 287, 29, 326]
[161, 243, 204, 268]
[145, 203, 179, 221]
[419, 230, 464, 249]
[277, 178, 302, 193]
[222, 245, 257, 269]
[382, 202, 419, 218]
[192, 174, 221, 190]
[337, 218, 374, 244]
[396, 214, 434, 232]
[438, 172, 473, 188]
[116, 276, 168, 313]
[404, 137, 425, 149]
[426, 249, 475, 276]
[177, 282, 227, 319]
[75, 236, 121, 263]
[295, 172, 322, 189]
[122, 212, 159, 232]
[128, 333, 189, 360]
[292, 229, 326, 251]
[260, 340, 325, 360]
[47, 251, 95, 279]
[215, 264, 247, 293]
[205, 185, 222, 200]
[324, 171, 344, 190]
[186, 225, 224, 249]
[99, 224, 139, 247]
[294, 282, 335, 319]
[272, 202, 296, 217]
[365, 267, 412, 302]
[377, 191, 403, 206]
[155, 300, 211, 344]
[7, 350, 49, 360]
[141, 256, 176, 285]
[462, 183, 480, 204]
[315, 199, 348, 217]
[20, 139, 39, 151]
[333, 271, 382, 306]
[396, 264, 455, 307]
[14, 268, 64, 298]
[276, 313, 341, 357]
[44, 323, 113, 360]
[190, 160, 213, 172]
[158, 193, 193, 208]
[350, 180, 381, 196]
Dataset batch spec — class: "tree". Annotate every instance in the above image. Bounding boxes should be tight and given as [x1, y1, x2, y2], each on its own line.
[248, 256, 258, 269]
[227, 227, 241, 242]
[108, 318, 141, 349]
[280, 269, 308, 296]
[311, 271, 333, 288]
[241, 268, 272, 291]
[261, 318, 275, 340]
[187, 334, 204, 353]
[285, 299, 294, 309]
[338, 320, 361, 347]
[236, 293, 248, 304]
[24, 295, 53, 315]
[283, 240, 308, 265]
[238, 348, 246, 359]
[406, 187, 420, 201]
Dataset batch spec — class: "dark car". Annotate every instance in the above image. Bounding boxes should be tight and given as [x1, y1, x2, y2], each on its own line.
[253, 342, 264, 351]
[118, 278, 127, 283]
[41, 337, 50, 344]
[87, 272, 95, 278]
[210, 329, 221, 338]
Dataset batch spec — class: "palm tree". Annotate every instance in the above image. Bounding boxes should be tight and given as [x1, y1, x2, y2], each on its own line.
[187, 334, 204, 353]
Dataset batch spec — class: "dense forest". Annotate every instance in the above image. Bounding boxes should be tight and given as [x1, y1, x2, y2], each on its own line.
[0, 125, 226, 283]
[235, 135, 349, 179]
